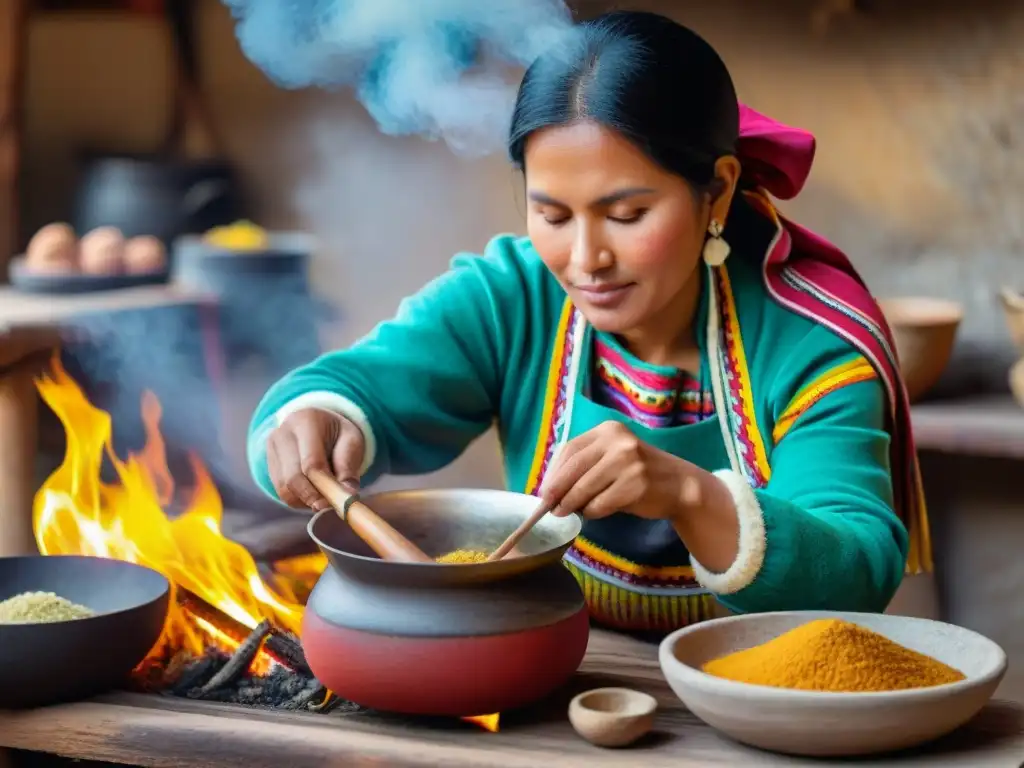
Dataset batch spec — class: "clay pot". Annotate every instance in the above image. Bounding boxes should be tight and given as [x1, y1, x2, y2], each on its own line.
[877, 297, 963, 403]
[302, 488, 588, 717]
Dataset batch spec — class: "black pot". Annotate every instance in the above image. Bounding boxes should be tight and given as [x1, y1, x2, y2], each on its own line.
[71, 152, 244, 248]
[172, 233, 333, 377]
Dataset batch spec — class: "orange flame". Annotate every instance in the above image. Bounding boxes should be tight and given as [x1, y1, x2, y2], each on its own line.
[32, 356, 317, 666]
[464, 714, 501, 733]
[31, 357, 499, 731]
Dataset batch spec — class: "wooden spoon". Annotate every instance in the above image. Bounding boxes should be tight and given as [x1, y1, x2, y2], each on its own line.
[306, 468, 433, 563]
[486, 499, 554, 562]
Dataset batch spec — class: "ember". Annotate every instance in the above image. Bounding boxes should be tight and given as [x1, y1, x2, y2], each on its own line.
[157, 620, 358, 713]
[31, 356, 499, 732]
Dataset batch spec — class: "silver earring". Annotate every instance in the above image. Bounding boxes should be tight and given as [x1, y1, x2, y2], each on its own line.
[702, 220, 731, 267]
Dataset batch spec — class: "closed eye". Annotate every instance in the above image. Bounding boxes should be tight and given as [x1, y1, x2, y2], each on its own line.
[609, 209, 648, 224]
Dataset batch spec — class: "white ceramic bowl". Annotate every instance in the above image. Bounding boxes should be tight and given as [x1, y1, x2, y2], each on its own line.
[658, 611, 1007, 757]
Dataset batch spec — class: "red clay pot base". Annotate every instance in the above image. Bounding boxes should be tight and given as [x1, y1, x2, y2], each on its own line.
[300, 490, 590, 717]
[302, 607, 590, 716]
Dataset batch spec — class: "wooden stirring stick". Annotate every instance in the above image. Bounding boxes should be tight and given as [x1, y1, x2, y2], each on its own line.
[486, 499, 554, 562]
[306, 468, 433, 563]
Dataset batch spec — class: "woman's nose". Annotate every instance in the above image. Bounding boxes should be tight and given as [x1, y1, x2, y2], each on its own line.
[571, 226, 613, 273]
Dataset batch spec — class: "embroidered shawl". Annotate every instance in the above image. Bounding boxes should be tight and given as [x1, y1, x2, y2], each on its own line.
[737, 104, 931, 574]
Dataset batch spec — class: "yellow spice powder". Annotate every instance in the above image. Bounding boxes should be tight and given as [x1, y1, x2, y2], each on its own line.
[0, 591, 96, 624]
[435, 549, 489, 564]
[702, 618, 966, 692]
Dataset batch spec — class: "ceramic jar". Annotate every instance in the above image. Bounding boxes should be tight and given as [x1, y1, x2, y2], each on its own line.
[301, 488, 588, 716]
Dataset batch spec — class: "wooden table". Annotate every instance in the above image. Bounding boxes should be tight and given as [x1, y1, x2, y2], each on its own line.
[0, 629, 1021, 767]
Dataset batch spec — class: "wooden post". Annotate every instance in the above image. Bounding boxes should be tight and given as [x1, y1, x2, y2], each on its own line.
[0, 0, 26, 276]
[0, 363, 38, 556]
[0, 323, 62, 557]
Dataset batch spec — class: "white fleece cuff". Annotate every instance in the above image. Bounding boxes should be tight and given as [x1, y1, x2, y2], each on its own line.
[273, 391, 376, 477]
[690, 469, 767, 595]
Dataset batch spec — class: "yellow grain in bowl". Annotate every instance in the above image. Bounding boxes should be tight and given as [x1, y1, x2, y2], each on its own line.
[435, 549, 488, 564]
[203, 220, 270, 251]
[0, 591, 96, 624]
[701, 618, 965, 692]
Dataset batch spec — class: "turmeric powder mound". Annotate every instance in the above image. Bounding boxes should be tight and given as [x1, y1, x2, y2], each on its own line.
[435, 549, 489, 564]
[702, 619, 966, 692]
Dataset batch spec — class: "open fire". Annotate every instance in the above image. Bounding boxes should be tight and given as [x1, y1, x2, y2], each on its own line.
[31, 356, 499, 731]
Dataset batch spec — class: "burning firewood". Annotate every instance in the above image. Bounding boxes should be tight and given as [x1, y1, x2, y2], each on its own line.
[144, 589, 357, 713]
[264, 628, 312, 677]
[176, 589, 310, 674]
[194, 619, 272, 696]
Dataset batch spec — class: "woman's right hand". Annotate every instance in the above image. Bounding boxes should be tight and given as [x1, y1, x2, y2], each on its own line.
[265, 408, 366, 512]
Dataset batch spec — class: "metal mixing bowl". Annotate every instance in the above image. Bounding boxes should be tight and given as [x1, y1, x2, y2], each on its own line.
[308, 487, 581, 585]
[0, 554, 170, 708]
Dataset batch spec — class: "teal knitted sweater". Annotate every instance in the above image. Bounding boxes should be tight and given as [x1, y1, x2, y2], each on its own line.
[248, 202, 908, 632]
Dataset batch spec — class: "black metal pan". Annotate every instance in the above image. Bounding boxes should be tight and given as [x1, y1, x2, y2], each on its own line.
[0, 554, 170, 708]
[8, 256, 170, 295]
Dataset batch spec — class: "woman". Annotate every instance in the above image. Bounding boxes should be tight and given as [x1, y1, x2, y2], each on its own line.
[248, 11, 931, 634]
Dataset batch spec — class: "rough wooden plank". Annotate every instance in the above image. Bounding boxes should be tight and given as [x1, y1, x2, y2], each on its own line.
[0, 630, 1021, 767]
[912, 396, 1024, 460]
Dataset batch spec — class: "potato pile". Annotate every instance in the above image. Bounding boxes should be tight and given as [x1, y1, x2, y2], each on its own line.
[24, 223, 167, 277]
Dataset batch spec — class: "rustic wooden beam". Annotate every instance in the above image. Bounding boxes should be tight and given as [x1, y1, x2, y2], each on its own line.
[0, 0, 26, 279]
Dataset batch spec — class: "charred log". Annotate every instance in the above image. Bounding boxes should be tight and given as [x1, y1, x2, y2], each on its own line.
[193, 620, 272, 697]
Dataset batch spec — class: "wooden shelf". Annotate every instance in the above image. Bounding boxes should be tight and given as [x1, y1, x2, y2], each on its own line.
[0, 284, 216, 324]
[912, 395, 1024, 460]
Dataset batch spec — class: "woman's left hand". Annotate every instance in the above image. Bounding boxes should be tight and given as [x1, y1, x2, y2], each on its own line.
[539, 421, 707, 521]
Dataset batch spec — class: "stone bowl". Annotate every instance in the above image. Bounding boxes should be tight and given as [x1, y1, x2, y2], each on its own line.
[568, 687, 658, 748]
[1010, 357, 1024, 409]
[999, 288, 1024, 354]
[877, 296, 963, 402]
[0, 555, 170, 708]
[658, 611, 1006, 758]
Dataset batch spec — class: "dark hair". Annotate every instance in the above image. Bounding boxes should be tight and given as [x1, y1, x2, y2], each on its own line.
[508, 11, 739, 191]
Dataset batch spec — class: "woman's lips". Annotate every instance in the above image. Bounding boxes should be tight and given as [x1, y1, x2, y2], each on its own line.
[573, 283, 635, 308]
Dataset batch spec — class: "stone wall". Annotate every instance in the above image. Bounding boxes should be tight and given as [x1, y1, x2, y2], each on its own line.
[624, 0, 1024, 394]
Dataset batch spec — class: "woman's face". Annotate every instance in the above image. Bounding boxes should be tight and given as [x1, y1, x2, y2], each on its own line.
[524, 120, 717, 337]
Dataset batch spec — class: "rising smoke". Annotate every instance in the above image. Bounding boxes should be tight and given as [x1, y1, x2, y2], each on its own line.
[221, 0, 576, 157]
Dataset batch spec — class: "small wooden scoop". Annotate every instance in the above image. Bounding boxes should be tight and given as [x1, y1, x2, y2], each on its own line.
[306, 468, 433, 563]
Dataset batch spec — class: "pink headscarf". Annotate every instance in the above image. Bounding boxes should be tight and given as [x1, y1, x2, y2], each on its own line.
[735, 104, 931, 575]
[737, 103, 816, 201]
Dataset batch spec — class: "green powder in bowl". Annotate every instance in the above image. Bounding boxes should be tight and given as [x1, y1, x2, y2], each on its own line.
[0, 591, 96, 624]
